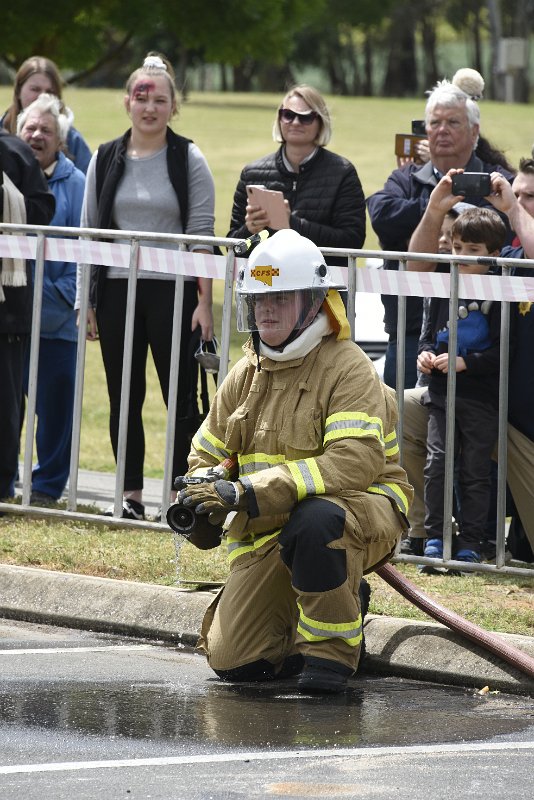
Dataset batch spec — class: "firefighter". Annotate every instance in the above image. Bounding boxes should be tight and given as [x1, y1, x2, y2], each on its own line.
[175, 229, 413, 694]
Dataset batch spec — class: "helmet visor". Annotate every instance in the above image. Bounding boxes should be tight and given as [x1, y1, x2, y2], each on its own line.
[236, 288, 327, 338]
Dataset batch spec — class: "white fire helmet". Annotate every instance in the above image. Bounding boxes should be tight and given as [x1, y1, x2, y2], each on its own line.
[235, 229, 343, 335]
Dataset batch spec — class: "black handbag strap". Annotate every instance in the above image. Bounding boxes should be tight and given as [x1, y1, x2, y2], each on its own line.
[200, 365, 210, 417]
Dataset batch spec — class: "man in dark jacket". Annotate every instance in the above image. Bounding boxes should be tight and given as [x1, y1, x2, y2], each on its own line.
[367, 80, 514, 389]
[0, 129, 55, 500]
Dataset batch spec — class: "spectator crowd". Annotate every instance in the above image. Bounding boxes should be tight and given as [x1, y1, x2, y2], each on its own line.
[1, 54, 533, 570]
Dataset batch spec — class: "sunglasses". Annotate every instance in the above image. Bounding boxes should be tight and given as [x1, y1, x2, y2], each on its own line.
[278, 108, 319, 125]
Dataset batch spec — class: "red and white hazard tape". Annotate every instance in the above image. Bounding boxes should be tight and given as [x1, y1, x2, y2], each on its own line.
[0, 235, 235, 279]
[2, 233, 534, 301]
[356, 264, 534, 302]
[0, 234, 242, 280]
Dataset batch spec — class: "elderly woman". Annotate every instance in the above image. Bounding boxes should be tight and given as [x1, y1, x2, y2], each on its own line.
[17, 93, 86, 505]
[228, 85, 366, 259]
[3, 56, 92, 173]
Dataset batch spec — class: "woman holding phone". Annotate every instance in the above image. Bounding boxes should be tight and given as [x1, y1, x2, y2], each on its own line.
[228, 85, 366, 258]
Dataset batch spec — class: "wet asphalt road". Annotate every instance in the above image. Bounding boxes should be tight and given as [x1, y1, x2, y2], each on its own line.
[0, 619, 532, 799]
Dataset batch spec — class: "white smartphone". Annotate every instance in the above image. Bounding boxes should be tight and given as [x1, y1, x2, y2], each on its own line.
[246, 185, 289, 229]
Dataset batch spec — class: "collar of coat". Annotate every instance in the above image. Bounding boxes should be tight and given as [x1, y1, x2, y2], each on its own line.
[412, 152, 485, 187]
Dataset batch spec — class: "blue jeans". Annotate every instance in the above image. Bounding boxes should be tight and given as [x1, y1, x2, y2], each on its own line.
[383, 334, 419, 390]
[23, 337, 77, 499]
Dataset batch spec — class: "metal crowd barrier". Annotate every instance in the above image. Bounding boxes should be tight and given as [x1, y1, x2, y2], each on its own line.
[1, 223, 533, 578]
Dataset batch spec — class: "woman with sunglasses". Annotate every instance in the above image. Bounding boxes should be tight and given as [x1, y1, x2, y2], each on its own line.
[228, 85, 366, 259]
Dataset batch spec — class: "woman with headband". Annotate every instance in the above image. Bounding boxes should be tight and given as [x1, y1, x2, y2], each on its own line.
[78, 53, 216, 520]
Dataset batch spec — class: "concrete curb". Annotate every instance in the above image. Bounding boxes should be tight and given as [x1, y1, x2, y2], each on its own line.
[0, 564, 533, 695]
[0, 564, 210, 647]
[363, 615, 534, 694]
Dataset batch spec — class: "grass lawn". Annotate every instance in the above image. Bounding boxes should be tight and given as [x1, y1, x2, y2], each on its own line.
[1, 87, 533, 631]
[1, 512, 532, 637]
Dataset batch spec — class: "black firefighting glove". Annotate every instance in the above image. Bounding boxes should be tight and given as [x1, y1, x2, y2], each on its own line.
[177, 479, 248, 526]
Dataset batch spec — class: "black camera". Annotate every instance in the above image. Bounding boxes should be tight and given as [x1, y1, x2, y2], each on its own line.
[451, 172, 491, 197]
[411, 119, 426, 136]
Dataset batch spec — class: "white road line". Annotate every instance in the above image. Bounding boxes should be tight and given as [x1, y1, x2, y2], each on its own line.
[0, 645, 152, 655]
[0, 740, 533, 775]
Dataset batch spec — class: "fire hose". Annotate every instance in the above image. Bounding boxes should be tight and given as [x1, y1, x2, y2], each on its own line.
[376, 562, 534, 680]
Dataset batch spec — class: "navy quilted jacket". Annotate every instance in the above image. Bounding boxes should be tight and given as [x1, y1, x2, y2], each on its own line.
[228, 146, 366, 255]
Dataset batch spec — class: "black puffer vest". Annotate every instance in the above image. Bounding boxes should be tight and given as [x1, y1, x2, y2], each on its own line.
[90, 127, 190, 306]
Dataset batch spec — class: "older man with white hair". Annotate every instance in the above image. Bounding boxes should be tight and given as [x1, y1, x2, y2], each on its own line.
[367, 79, 514, 391]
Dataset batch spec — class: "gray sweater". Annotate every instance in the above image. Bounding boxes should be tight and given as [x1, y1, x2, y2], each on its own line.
[79, 142, 215, 283]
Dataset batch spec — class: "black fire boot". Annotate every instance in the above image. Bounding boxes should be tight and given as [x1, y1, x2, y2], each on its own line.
[298, 656, 354, 694]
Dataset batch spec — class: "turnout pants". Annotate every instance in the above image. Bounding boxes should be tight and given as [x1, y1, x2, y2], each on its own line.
[506, 423, 534, 551]
[198, 493, 404, 677]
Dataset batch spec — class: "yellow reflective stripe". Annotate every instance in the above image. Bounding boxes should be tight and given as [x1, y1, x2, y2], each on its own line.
[324, 411, 384, 445]
[192, 424, 232, 462]
[238, 452, 286, 475]
[368, 482, 409, 516]
[227, 540, 254, 562]
[297, 602, 362, 647]
[226, 530, 280, 563]
[384, 430, 399, 457]
[287, 459, 324, 502]
[287, 462, 306, 501]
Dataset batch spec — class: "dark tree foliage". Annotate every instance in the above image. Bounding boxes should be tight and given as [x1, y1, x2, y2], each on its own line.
[382, 3, 418, 96]
[0, 1, 530, 99]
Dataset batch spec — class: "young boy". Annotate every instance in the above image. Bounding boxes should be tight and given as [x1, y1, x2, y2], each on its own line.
[400, 204, 466, 557]
[417, 207, 507, 566]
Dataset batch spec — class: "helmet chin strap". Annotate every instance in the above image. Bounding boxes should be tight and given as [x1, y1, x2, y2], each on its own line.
[252, 330, 262, 371]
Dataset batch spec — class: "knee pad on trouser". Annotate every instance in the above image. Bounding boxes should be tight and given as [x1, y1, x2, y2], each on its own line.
[213, 659, 275, 683]
[278, 497, 347, 592]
